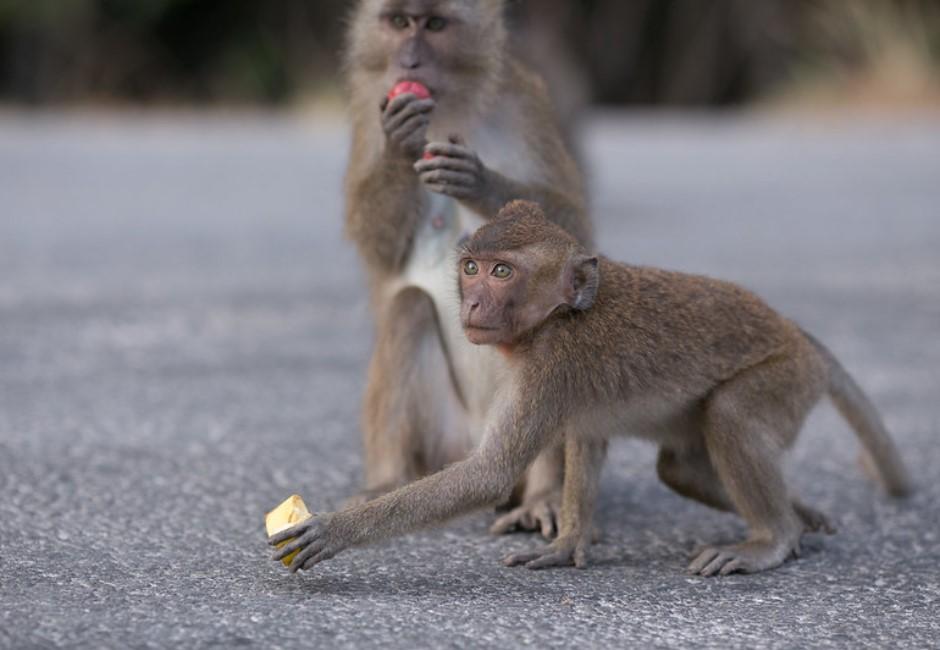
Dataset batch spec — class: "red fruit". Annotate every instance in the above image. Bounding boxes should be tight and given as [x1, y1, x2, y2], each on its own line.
[388, 81, 431, 101]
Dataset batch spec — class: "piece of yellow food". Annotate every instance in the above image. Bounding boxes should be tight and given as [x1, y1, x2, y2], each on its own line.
[265, 494, 312, 567]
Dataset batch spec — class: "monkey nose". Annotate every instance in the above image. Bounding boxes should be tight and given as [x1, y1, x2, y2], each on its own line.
[400, 53, 421, 70]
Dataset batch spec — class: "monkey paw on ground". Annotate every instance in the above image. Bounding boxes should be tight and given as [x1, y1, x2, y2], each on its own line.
[489, 492, 561, 539]
[688, 538, 801, 577]
[269, 513, 343, 573]
[503, 535, 591, 570]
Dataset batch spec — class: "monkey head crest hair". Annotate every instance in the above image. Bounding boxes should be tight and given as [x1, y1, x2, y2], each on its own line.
[463, 200, 581, 257]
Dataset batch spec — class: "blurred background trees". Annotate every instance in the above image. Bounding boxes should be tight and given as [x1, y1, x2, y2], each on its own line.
[0, 0, 937, 109]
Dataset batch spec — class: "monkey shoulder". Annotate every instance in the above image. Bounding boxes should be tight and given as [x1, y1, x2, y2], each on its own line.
[502, 58, 550, 102]
[500, 59, 582, 180]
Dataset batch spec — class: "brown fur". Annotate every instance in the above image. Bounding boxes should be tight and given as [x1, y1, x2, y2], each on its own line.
[339, 0, 591, 537]
[344, 59, 589, 273]
[271, 201, 910, 577]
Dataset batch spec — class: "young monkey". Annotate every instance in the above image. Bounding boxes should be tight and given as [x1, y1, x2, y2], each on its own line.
[271, 201, 911, 576]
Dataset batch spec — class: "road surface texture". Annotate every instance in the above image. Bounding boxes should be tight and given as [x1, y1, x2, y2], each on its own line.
[1, 112, 938, 648]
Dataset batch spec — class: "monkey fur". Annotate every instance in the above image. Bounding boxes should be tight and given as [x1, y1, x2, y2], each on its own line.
[341, 0, 591, 537]
[272, 200, 911, 576]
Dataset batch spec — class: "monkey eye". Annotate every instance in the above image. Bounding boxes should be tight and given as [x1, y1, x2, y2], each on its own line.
[492, 263, 513, 279]
[389, 14, 409, 30]
[425, 16, 447, 32]
[463, 260, 479, 276]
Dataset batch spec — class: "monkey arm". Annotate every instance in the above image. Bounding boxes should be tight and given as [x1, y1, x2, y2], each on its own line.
[414, 141, 588, 245]
[345, 158, 422, 274]
[270, 394, 565, 572]
[345, 151, 426, 273]
[343, 93, 437, 272]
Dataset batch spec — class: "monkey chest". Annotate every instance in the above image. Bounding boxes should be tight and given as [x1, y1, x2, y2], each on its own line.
[399, 127, 535, 424]
[401, 194, 501, 425]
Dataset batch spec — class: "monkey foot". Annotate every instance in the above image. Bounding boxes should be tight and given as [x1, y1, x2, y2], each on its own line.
[688, 538, 800, 577]
[489, 493, 560, 539]
[503, 536, 589, 570]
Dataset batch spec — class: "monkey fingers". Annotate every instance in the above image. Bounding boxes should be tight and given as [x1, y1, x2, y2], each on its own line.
[269, 527, 318, 561]
[287, 539, 328, 573]
[268, 514, 338, 573]
[422, 142, 480, 165]
[414, 155, 478, 176]
[383, 94, 434, 120]
[489, 499, 558, 539]
[503, 536, 589, 570]
[388, 114, 430, 141]
[301, 547, 338, 571]
[389, 118, 431, 155]
[382, 98, 434, 154]
[424, 183, 474, 200]
[688, 539, 797, 577]
[417, 169, 476, 191]
[383, 98, 433, 131]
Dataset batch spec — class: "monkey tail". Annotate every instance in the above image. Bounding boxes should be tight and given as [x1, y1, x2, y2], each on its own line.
[803, 330, 913, 497]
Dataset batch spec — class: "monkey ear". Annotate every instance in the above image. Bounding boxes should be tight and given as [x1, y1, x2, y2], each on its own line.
[564, 255, 599, 311]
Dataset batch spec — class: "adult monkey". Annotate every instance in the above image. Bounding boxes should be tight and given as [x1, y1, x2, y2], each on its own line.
[342, 0, 591, 536]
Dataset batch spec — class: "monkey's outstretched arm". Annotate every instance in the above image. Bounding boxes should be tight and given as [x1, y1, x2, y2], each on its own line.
[269, 397, 563, 572]
[413, 140, 586, 242]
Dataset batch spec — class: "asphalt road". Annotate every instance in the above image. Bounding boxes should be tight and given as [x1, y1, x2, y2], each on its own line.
[1, 112, 938, 649]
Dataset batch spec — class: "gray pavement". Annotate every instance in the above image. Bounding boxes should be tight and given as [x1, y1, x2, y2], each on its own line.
[1, 112, 938, 648]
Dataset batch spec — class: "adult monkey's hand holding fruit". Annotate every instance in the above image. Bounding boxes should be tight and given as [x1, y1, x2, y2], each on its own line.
[381, 79, 500, 204]
[381, 80, 434, 160]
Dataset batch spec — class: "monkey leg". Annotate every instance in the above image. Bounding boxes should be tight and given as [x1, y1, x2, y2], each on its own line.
[689, 356, 824, 576]
[657, 447, 835, 535]
[504, 437, 607, 570]
[490, 441, 564, 539]
[350, 287, 465, 507]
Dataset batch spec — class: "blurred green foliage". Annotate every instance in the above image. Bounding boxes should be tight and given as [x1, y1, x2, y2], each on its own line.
[0, 0, 346, 104]
[0, 0, 936, 107]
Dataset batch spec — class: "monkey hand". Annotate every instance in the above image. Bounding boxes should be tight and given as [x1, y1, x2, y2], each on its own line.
[381, 92, 435, 160]
[503, 532, 592, 570]
[268, 512, 344, 573]
[414, 136, 491, 204]
[489, 490, 560, 540]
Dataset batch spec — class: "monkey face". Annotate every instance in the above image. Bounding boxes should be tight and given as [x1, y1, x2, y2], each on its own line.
[457, 250, 598, 346]
[458, 202, 600, 347]
[356, 0, 505, 102]
[458, 253, 529, 345]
